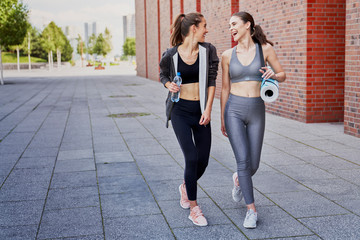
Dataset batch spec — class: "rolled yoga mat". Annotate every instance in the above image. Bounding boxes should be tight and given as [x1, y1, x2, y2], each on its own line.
[260, 78, 279, 103]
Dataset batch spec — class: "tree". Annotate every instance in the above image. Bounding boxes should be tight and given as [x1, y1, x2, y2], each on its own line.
[21, 26, 40, 70]
[87, 33, 96, 61]
[40, 22, 56, 70]
[123, 37, 136, 57]
[93, 33, 108, 57]
[104, 27, 112, 56]
[0, 0, 29, 85]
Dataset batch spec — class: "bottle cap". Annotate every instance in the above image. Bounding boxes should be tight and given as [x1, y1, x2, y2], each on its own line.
[177, 72, 181, 76]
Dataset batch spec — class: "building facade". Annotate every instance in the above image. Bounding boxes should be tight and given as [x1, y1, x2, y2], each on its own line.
[135, 0, 360, 138]
[123, 14, 136, 43]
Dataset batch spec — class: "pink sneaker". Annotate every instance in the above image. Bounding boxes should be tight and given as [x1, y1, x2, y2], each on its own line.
[188, 206, 208, 226]
[179, 183, 190, 209]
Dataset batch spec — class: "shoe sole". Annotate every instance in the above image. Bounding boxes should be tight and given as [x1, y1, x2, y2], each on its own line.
[179, 185, 190, 209]
[243, 224, 256, 229]
[188, 215, 208, 227]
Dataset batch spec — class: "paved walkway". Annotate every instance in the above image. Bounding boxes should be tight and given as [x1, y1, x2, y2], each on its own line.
[1, 64, 360, 240]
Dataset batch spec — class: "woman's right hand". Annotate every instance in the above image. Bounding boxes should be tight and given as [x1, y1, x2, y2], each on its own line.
[166, 82, 180, 93]
[221, 120, 228, 137]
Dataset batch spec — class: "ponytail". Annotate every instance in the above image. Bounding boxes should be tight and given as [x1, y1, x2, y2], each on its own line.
[232, 12, 273, 46]
[170, 12, 204, 47]
[251, 24, 273, 46]
[170, 14, 185, 47]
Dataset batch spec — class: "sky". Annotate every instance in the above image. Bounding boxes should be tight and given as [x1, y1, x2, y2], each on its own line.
[22, 0, 135, 57]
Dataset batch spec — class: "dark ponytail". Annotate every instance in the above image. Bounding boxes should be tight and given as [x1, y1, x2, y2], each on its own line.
[170, 12, 204, 47]
[232, 12, 273, 46]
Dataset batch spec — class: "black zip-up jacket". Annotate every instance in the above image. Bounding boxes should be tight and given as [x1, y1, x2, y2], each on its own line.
[159, 42, 219, 128]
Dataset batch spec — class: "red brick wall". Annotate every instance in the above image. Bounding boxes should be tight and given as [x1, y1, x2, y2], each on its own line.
[135, 0, 358, 137]
[160, 0, 171, 52]
[202, 0, 232, 99]
[146, 0, 160, 81]
[135, 0, 146, 78]
[236, 1, 308, 122]
[344, 0, 360, 137]
[306, 0, 346, 123]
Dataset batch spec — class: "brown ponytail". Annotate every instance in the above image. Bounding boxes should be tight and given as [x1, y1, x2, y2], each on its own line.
[232, 12, 273, 46]
[170, 12, 204, 47]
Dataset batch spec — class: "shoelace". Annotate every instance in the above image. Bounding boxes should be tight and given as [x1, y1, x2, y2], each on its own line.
[192, 207, 204, 217]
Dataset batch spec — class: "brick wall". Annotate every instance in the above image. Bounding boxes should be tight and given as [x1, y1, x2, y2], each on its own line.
[237, 0, 308, 122]
[344, 0, 360, 137]
[135, 0, 359, 137]
[202, 0, 233, 99]
[135, 0, 146, 78]
[306, 0, 346, 123]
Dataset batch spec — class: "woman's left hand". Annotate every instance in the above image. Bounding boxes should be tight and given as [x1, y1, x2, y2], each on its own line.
[199, 110, 211, 126]
[259, 67, 276, 80]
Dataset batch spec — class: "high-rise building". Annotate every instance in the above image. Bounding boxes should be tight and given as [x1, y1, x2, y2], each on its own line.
[123, 14, 135, 42]
[92, 22, 97, 36]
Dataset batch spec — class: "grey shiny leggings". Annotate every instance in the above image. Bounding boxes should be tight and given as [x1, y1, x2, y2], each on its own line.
[224, 94, 265, 204]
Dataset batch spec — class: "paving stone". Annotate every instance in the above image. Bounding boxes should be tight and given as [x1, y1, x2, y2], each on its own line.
[46, 186, 99, 210]
[275, 164, 337, 181]
[0, 200, 43, 226]
[5, 167, 53, 183]
[104, 214, 174, 240]
[148, 179, 207, 201]
[38, 207, 103, 239]
[39, 234, 104, 240]
[54, 158, 95, 173]
[98, 174, 148, 195]
[57, 149, 94, 160]
[0, 181, 49, 202]
[224, 206, 313, 239]
[266, 191, 349, 218]
[50, 171, 98, 189]
[22, 147, 59, 158]
[95, 151, 133, 163]
[15, 156, 55, 169]
[101, 193, 160, 218]
[299, 214, 360, 240]
[0, 225, 38, 240]
[205, 186, 275, 210]
[335, 198, 360, 215]
[172, 224, 247, 240]
[253, 171, 308, 193]
[158, 198, 231, 228]
[300, 178, 360, 201]
[96, 162, 140, 177]
[0, 153, 20, 164]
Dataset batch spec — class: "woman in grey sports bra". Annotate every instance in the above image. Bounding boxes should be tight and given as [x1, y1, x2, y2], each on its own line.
[220, 11, 286, 229]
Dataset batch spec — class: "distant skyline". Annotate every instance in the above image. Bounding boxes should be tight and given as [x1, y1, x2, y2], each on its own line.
[23, 0, 135, 57]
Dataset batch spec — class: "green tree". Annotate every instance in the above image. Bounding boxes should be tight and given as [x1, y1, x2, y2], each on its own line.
[40, 22, 56, 70]
[0, 0, 29, 84]
[93, 33, 107, 57]
[123, 37, 136, 57]
[104, 27, 112, 56]
[87, 33, 96, 61]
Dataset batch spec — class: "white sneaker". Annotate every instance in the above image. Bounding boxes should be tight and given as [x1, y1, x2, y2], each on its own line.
[243, 209, 257, 229]
[232, 172, 243, 202]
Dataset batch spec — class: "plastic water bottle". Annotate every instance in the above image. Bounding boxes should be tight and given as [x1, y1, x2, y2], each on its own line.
[171, 72, 182, 102]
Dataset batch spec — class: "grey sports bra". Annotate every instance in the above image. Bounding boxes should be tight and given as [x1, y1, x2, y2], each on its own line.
[229, 43, 263, 83]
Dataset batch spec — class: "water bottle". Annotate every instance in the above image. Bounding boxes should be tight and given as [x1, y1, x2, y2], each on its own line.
[171, 72, 182, 102]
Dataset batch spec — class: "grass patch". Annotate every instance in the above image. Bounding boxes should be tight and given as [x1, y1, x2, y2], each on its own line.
[1, 52, 46, 63]
[107, 112, 150, 118]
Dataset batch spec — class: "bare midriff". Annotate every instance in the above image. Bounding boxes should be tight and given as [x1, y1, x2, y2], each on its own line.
[230, 81, 261, 98]
[180, 82, 200, 101]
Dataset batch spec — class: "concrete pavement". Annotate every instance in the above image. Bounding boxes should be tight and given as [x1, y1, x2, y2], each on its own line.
[1, 64, 360, 239]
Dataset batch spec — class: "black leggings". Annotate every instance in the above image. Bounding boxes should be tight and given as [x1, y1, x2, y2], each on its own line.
[171, 99, 211, 201]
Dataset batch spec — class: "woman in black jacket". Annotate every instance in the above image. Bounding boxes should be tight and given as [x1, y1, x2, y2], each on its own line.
[159, 12, 219, 227]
